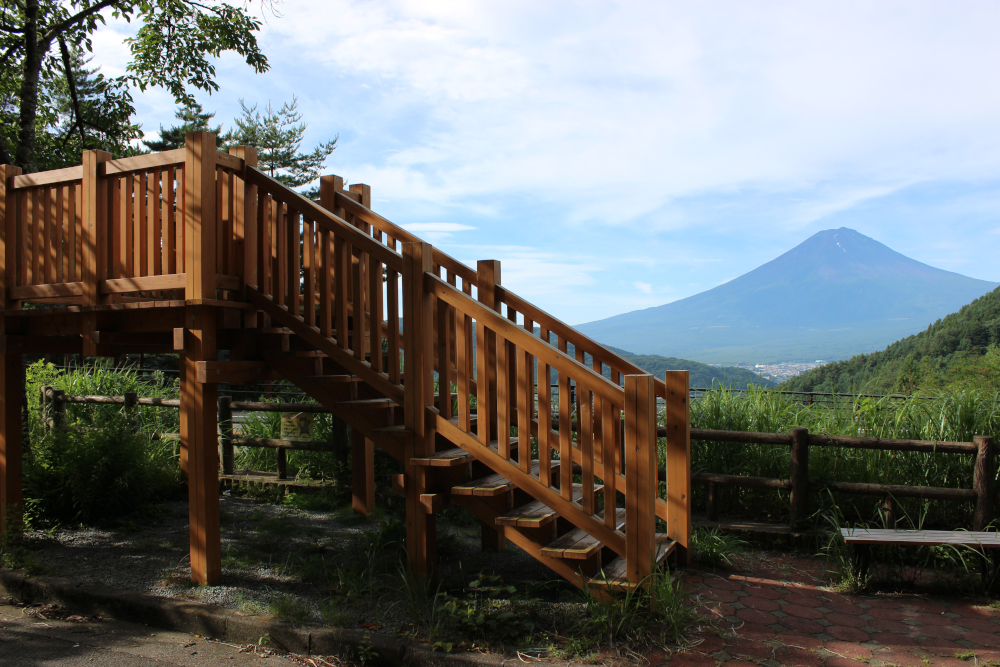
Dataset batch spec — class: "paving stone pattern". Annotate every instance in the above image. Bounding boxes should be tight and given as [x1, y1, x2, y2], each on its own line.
[655, 555, 1000, 667]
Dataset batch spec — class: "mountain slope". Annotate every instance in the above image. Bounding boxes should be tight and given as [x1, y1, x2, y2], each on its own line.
[603, 346, 775, 388]
[781, 286, 1000, 394]
[577, 228, 998, 364]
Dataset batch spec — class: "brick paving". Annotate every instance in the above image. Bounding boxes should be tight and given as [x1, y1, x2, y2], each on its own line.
[654, 553, 1000, 666]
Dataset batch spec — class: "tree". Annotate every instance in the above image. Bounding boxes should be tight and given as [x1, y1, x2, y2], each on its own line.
[143, 102, 221, 152]
[222, 97, 337, 191]
[0, 0, 274, 172]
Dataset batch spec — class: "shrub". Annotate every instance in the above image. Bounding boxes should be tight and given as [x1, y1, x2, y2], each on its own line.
[25, 414, 182, 524]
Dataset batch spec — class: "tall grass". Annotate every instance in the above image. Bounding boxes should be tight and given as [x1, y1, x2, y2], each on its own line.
[679, 386, 1000, 527]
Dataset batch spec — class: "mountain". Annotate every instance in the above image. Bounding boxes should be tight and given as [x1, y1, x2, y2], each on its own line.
[603, 346, 776, 388]
[781, 286, 1000, 394]
[577, 228, 999, 364]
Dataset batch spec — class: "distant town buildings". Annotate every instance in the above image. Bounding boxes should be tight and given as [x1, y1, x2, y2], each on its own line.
[722, 361, 822, 383]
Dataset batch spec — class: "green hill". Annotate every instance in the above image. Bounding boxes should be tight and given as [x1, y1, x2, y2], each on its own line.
[603, 346, 775, 388]
[781, 286, 1000, 394]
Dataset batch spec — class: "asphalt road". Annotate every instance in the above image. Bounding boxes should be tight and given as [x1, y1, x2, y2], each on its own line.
[0, 602, 315, 667]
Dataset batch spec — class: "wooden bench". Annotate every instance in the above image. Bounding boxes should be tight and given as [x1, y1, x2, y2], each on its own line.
[841, 528, 1000, 580]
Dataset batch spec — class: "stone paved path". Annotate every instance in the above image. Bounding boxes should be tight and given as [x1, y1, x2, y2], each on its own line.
[655, 554, 1000, 666]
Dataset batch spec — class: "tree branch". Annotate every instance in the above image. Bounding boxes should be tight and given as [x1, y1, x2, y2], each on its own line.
[58, 35, 86, 148]
[40, 0, 123, 47]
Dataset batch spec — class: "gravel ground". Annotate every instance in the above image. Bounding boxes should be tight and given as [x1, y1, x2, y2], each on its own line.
[17, 491, 587, 644]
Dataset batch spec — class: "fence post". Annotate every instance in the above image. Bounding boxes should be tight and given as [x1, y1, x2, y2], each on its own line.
[276, 448, 287, 481]
[51, 389, 65, 428]
[352, 429, 374, 516]
[218, 396, 233, 475]
[973, 435, 994, 531]
[790, 427, 810, 527]
[402, 241, 436, 578]
[664, 370, 691, 564]
[40, 386, 50, 429]
[706, 482, 717, 522]
[625, 374, 657, 583]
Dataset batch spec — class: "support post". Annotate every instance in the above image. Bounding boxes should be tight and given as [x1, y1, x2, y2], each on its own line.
[52, 389, 65, 428]
[705, 481, 717, 522]
[402, 241, 436, 578]
[184, 132, 218, 300]
[218, 396, 234, 475]
[352, 429, 375, 516]
[790, 427, 810, 528]
[624, 374, 657, 583]
[664, 370, 691, 564]
[0, 350, 22, 538]
[181, 306, 220, 584]
[974, 435, 994, 531]
[0, 164, 22, 312]
[81, 150, 111, 356]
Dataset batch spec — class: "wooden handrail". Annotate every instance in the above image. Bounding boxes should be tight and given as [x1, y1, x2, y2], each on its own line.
[244, 166, 403, 271]
[425, 272, 625, 405]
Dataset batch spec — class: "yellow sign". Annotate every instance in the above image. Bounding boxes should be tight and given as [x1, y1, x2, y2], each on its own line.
[280, 413, 314, 442]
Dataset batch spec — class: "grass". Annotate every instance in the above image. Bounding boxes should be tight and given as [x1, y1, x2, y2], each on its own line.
[268, 593, 312, 626]
[682, 385, 1000, 528]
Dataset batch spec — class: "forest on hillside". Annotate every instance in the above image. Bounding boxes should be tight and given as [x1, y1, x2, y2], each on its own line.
[781, 286, 1000, 394]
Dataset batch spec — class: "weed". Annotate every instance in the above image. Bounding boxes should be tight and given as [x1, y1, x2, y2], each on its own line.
[268, 593, 312, 626]
[235, 592, 268, 616]
[319, 598, 353, 627]
[691, 527, 748, 567]
[578, 568, 695, 655]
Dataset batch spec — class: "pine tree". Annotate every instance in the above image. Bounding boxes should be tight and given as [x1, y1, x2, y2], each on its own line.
[143, 103, 223, 152]
[222, 97, 337, 191]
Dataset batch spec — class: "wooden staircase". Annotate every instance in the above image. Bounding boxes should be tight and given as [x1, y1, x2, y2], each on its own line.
[0, 131, 692, 592]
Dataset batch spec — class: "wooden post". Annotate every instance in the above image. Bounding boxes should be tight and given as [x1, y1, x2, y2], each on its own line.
[218, 396, 234, 475]
[881, 495, 896, 528]
[231, 146, 258, 326]
[81, 150, 111, 356]
[181, 134, 222, 584]
[276, 448, 287, 480]
[52, 389, 65, 428]
[706, 481, 717, 522]
[0, 164, 22, 312]
[184, 132, 217, 300]
[790, 427, 810, 527]
[475, 260, 501, 549]
[624, 374, 657, 583]
[351, 428, 375, 516]
[0, 350, 22, 539]
[664, 370, 691, 564]
[402, 241, 436, 578]
[973, 435, 994, 531]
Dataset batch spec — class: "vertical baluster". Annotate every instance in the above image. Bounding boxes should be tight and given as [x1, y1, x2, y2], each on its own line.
[289, 207, 300, 316]
[112, 176, 123, 279]
[32, 188, 41, 283]
[67, 184, 77, 282]
[456, 307, 469, 430]
[42, 187, 52, 284]
[516, 337, 531, 473]
[146, 170, 156, 278]
[335, 236, 350, 350]
[603, 393, 617, 529]
[151, 170, 162, 277]
[352, 245, 364, 360]
[593, 359, 604, 464]
[496, 327, 510, 458]
[275, 201, 286, 306]
[303, 217, 314, 326]
[177, 167, 185, 275]
[370, 254, 384, 372]
[124, 175, 134, 277]
[215, 166, 225, 274]
[436, 295, 451, 417]
[581, 386, 594, 514]
[318, 224, 331, 336]
[476, 318, 491, 447]
[18, 188, 27, 287]
[54, 187, 64, 283]
[388, 265, 400, 382]
[137, 172, 147, 277]
[538, 327, 551, 488]
[227, 169, 237, 277]
[161, 169, 170, 275]
[258, 194, 270, 297]
[558, 338, 572, 500]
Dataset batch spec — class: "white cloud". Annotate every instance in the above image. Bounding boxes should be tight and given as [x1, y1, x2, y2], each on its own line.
[403, 223, 476, 233]
[634, 282, 653, 294]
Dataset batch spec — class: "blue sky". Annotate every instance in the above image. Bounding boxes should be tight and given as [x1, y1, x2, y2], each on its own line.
[91, 1, 1000, 325]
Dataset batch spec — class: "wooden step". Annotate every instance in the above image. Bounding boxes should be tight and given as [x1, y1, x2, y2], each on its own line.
[495, 484, 600, 528]
[589, 534, 677, 590]
[540, 508, 626, 560]
[410, 442, 505, 468]
[335, 398, 397, 408]
[451, 460, 561, 497]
